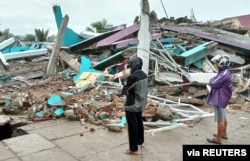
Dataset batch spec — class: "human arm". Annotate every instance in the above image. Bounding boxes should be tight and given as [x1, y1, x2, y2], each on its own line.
[121, 75, 136, 95]
[209, 69, 231, 89]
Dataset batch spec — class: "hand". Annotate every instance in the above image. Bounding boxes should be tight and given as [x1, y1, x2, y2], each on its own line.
[116, 93, 123, 97]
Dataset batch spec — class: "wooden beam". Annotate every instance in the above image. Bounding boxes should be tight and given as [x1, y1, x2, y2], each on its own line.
[59, 50, 79, 72]
[47, 15, 69, 74]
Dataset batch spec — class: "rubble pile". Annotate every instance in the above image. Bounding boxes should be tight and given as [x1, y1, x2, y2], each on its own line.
[1, 4, 250, 134]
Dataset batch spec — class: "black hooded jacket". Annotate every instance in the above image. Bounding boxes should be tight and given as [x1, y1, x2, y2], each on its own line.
[121, 56, 148, 112]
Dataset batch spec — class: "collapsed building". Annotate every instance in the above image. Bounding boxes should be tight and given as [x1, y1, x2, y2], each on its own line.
[1, 1, 250, 137]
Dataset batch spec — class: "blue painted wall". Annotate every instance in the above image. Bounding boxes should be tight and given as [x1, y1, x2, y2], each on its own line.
[53, 5, 86, 46]
[73, 56, 104, 83]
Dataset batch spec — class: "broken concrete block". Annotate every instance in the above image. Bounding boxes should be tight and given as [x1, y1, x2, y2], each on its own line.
[47, 94, 64, 106]
[193, 90, 208, 99]
[35, 111, 44, 118]
[54, 107, 64, 116]
[88, 113, 95, 120]
[144, 100, 157, 116]
[98, 112, 109, 120]
[235, 96, 246, 105]
[157, 104, 174, 121]
[0, 115, 11, 126]
[188, 87, 197, 94]
[108, 127, 122, 132]
[229, 104, 242, 110]
[3, 96, 13, 105]
[64, 109, 76, 120]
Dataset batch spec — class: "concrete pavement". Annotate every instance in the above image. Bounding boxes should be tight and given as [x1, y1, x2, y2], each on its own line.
[0, 107, 249, 161]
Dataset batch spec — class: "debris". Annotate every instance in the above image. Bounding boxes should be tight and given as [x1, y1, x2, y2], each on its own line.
[47, 15, 69, 74]
[89, 127, 95, 132]
[1, 2, 250, 138]
[108, 127, 122, 133]
[144, 123, 186, 134]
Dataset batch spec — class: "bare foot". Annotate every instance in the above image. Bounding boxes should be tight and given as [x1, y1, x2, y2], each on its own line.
[125, 149, 141, 155]
[139, 143, 146, 147]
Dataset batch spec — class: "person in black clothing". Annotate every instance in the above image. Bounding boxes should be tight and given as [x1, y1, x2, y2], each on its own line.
[121, 56, 148, 155]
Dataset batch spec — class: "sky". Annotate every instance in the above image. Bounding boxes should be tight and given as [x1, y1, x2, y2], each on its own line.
[1, 0, 250, 36]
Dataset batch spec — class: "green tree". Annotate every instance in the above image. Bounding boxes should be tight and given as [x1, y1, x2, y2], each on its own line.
[0, 28, 13, 40]
[34, 29, 49, 42]
[24, 34, 36, 42]
[86, 19, 113, 33]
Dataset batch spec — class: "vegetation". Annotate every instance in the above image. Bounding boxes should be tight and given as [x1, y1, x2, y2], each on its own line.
[34, 29, 49, 42]
[0, 28, 51, 42]
[24, 34, 36, 42]
[1, 19, 114, 41]
[86, 19, 113, 33]
[24, 31, 56, 42]
[0, 28, 13, 41]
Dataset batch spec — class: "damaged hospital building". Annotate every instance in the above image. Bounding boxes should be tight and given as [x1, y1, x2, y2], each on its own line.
[0, 1, 250, 161]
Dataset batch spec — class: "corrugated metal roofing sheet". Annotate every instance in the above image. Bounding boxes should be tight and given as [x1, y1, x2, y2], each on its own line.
[162, 25, 250, 51]
[237, 14, 250, 28]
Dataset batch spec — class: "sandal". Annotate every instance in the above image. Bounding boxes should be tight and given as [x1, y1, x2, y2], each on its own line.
[213, 134, 228, 140]
[207, 138, 222, 144]
[124, 149, 141, 155]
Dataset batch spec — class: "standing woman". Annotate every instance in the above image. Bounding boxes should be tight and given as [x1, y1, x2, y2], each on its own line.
[206, 55, 232, 144]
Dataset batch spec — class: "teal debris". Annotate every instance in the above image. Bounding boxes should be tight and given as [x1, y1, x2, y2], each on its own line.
[181, 41, 217, 66]
[76, 84, 89, 93]
[47, 94, 63, 106]
[0, 75, 11, 83]
[106, 116, 127, 127]
[4, 98, 11, 106]
[54, 107, 64, 116]
[35, 111, 44, 118]
[73, 56, 104, 83]
[88, 113, 95, 120]
[99, 113, 109, 120]
[53, 5, 85, 46]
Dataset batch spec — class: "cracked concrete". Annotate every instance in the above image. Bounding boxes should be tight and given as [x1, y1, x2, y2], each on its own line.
[0, 107, 249, 161]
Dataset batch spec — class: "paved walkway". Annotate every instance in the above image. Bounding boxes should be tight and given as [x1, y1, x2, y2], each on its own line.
[0, 107, 249, 161]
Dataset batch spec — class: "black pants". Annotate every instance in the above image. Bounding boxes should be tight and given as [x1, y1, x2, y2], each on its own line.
[125, 111, 144, 151]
